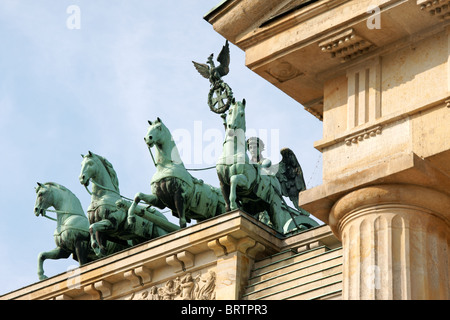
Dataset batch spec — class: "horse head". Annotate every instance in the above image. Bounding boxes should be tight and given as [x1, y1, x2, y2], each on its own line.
[226, 99, 246, 136]
[79, 151, 96, 187]
[144, 117, 166, 148]
[79, 151, 119, 194]
[34, 182, 52, 217]
[145, 118, 183, 166]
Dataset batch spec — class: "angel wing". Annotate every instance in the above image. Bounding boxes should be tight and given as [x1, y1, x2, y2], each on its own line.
[215, 40, 230, 78]
[192, 61, 210, 79]
[276, 148, 306, 212]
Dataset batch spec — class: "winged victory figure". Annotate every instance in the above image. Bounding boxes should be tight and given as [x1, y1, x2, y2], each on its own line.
[246, 137, 307, 213]
[276, 148, 307, 213]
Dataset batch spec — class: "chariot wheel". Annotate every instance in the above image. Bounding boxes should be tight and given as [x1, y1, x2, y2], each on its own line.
[208, 81, 233, 114]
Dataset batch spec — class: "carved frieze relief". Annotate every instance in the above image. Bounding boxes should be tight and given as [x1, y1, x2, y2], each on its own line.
[127, 270, 217, 300]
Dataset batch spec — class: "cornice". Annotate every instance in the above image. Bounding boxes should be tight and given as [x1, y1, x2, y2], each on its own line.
[236, 0, 350, 50]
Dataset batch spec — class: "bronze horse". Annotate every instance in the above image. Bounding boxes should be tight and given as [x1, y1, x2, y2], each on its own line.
[127, 118, 226, 228]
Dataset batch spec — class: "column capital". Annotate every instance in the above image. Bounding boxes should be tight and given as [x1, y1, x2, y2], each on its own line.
[329, 183, 450, 299]
[329, 184, 450, 239]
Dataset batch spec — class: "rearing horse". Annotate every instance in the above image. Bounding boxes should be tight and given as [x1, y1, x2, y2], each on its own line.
[216, 99, 292, 233]
[79, 151, 128, 256]
[79, 151, 171, 256]
[79, 151, 168, 256]
[128, 118, 225, 228]
[34, 182, 92, 280]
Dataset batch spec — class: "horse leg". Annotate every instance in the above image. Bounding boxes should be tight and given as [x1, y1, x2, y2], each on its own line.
[127, 193, 141, 224]
[229, 174, 249, 210]
[220, 181, 231, 212]
[139, 193, 162, 207]
[37, 248, 71, 280]
[174, 189, 186, 228]
[128, 192, 163, 224]
[74, 237, 89, 265]
[217, 165, 231, 212]
[269, 198, 289, 234]
[89, 220, 114, 257]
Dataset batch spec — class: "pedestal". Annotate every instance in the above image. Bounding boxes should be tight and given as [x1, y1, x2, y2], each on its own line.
[2, 211, 343, 300]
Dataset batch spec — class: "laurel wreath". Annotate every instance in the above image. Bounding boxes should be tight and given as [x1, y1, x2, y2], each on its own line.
[207, 81, 233, 114]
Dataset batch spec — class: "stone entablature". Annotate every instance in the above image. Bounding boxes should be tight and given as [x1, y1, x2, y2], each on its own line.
[1, 211, 339, 300]
[205, 0, 450, 121]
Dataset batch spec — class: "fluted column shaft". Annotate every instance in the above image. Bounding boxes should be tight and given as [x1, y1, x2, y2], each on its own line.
[329, 184, 450, 300]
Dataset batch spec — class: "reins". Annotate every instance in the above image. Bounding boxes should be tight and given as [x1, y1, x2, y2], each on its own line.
[40, 208, 81, 221]
[41, 210, 58, 221]
[185, 165, 216, 171]
[147, 137, 215, 172]
[84, 178, 134, 202]
[84, 178, 172, 215]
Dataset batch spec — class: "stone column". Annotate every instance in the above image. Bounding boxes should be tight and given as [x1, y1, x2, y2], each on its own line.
[329, 184, 450, 300]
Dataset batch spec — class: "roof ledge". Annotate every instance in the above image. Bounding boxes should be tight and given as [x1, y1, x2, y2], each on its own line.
[204, 0, 290, 42]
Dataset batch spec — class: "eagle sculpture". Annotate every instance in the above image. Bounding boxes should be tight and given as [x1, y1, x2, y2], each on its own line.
[193, 40, 230, 85]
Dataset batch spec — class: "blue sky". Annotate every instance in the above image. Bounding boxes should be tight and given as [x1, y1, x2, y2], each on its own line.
[0, 1, 323, 296]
